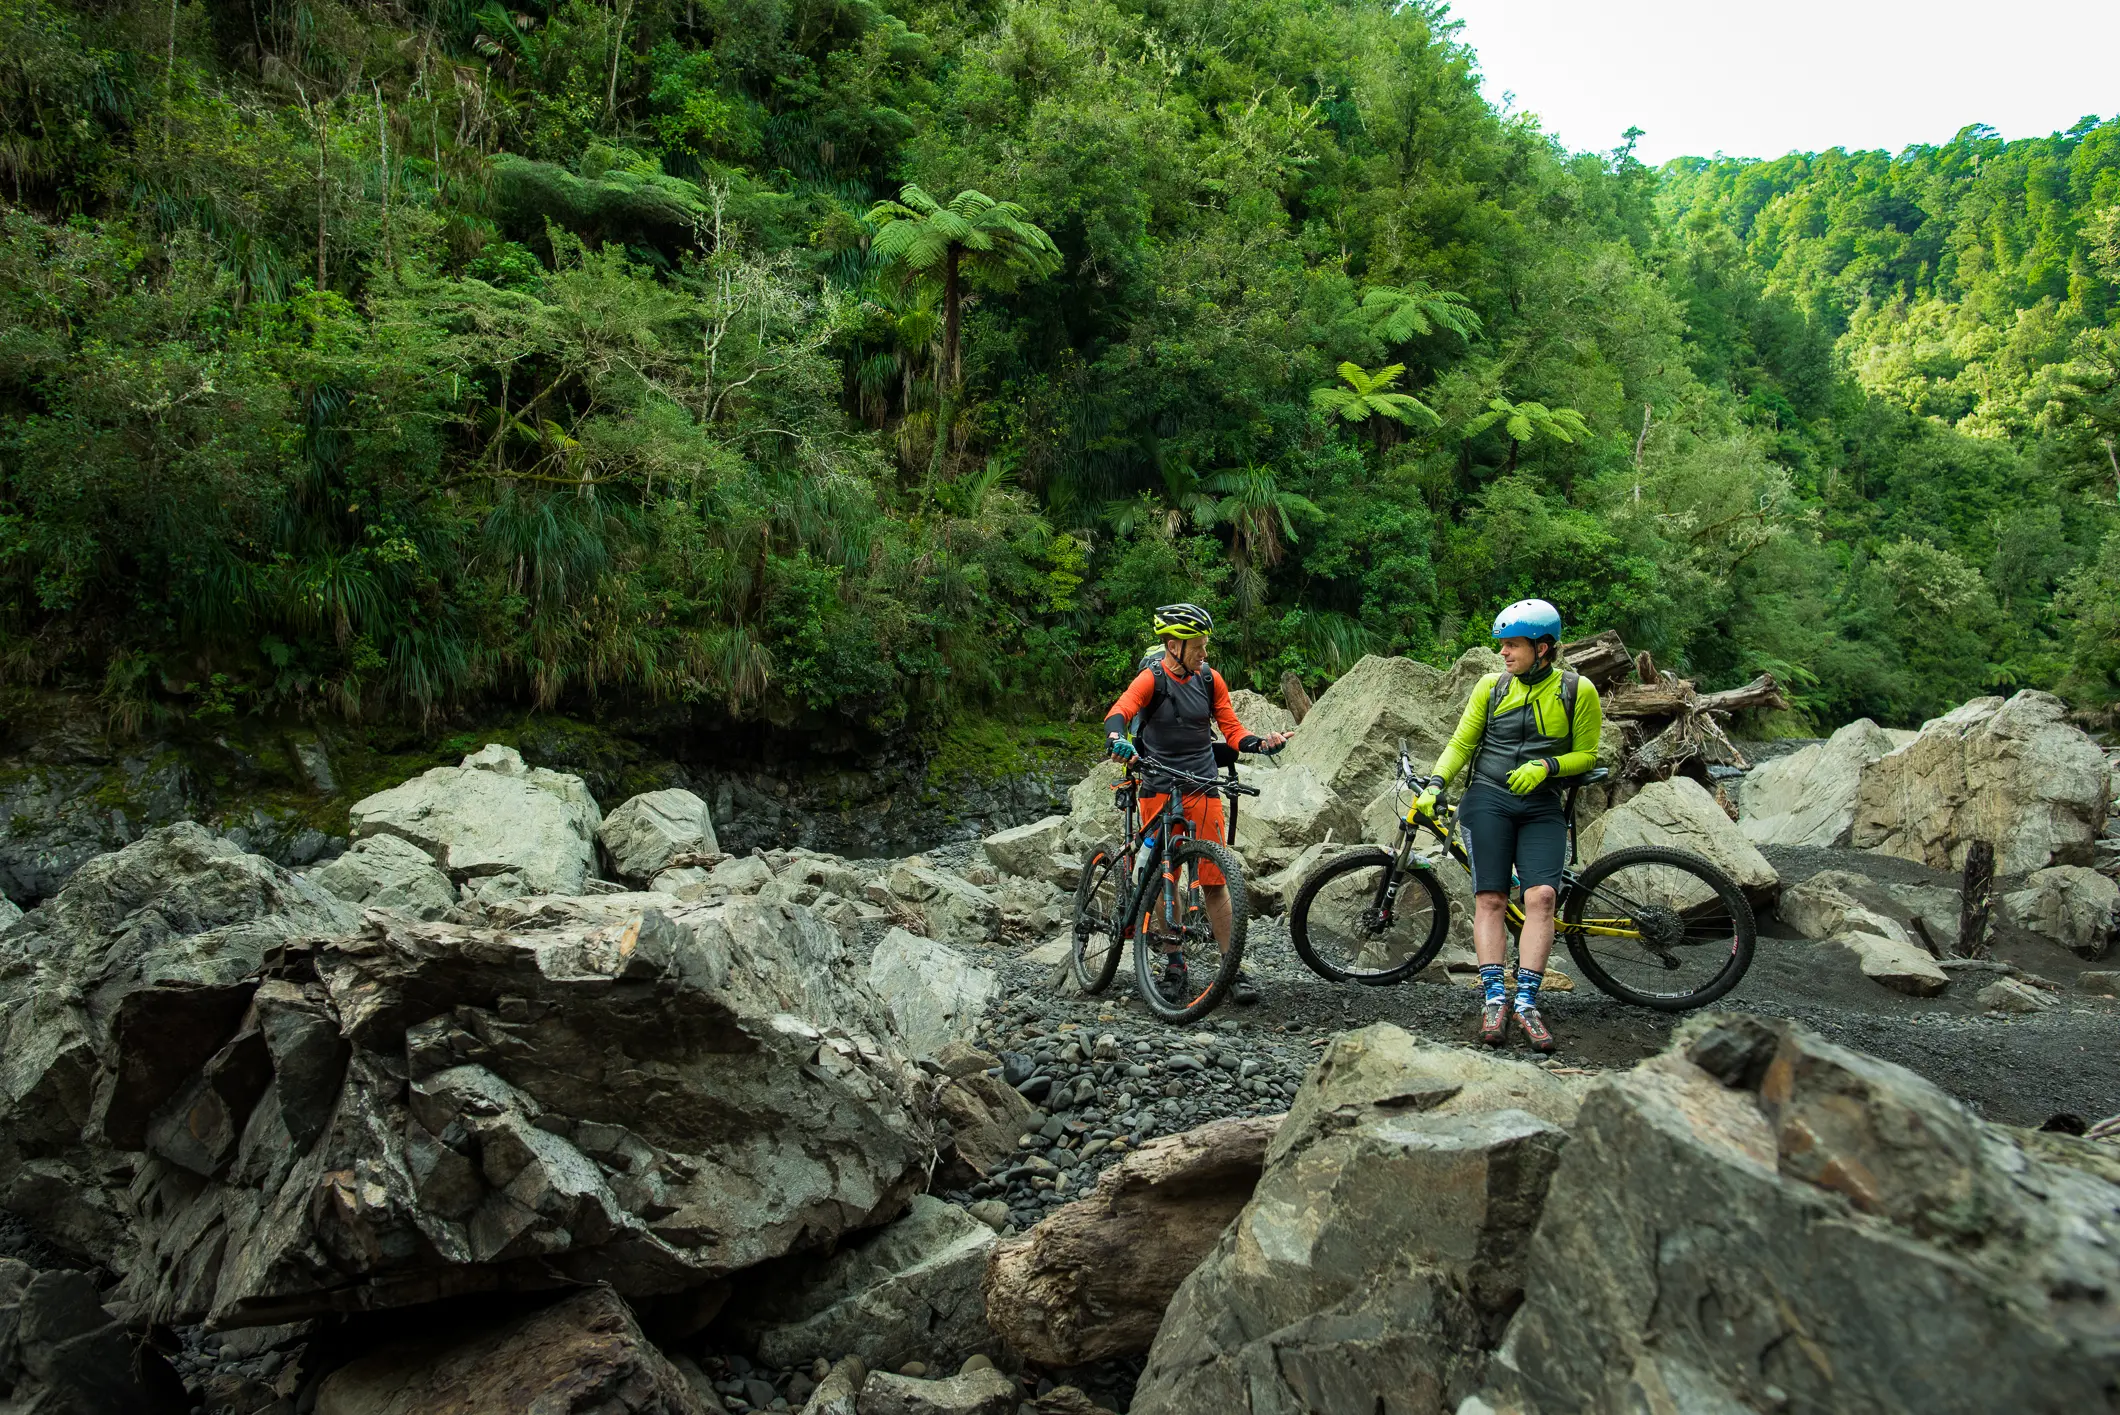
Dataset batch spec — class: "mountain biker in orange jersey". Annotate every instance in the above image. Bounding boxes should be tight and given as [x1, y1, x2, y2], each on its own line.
[1104, 603, 1291, 1005]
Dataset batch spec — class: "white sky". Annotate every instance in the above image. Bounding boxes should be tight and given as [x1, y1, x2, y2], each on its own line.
[1445, 0, 2120, 165]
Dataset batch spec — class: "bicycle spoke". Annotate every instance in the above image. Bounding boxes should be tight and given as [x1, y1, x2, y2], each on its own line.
[1567, 858, 1747, 1003]
[1302, 863, 1437, 979]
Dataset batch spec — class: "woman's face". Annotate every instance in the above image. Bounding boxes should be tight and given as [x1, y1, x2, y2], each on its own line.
[1498, 636, 1538, 674]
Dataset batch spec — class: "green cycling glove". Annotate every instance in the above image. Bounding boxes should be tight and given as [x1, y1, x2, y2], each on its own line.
[1411, 786, 1440, 821]
[1506, 760, 1551, 795]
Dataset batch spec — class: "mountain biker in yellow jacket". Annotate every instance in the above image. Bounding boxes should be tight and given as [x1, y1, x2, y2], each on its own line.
[1415, 598, 1602, 1053]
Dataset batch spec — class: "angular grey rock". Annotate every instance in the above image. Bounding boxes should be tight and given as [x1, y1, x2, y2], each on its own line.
[985, 1115, 1281, 1365]
[1739, 718, 1903, 847]
[1998, 865, 2118, 958]
[1247, 841, 1367, 918]
[868, 929, 998, 1059]
[1228, 689, 1297, 738]
[599, 788, 719, 882]
[1276, 654, 1463, 803]
[1230, 763, 1360, 876]
[305, 833, 459, 920]
[1491, 1017, 2120, 1414]
[114, 893, 931, 1326]
[0, 741, 202, 903]
[1062, 761, 1127, 856]
[1130, 1027, 1579, 1415]
[1821, 929, 1949, 997]
[348, 743, 602, 895]
[857, 1367, 1018, 1415]
[745, 1196, 999, 1373]
[0, 895, 19, 927]
[982, 815, 1068, 879]
[993, 876, 1069, 934]
[1851, 690, 2110, 875]
[710, 854, 775, 894]
[0, 1261, 189, 1414]
[1578, 776, 1779, 904]
[885, 865, 1001, 948]
[314, 1286, 709, 1414]
[1975, 977, 2056, 1014]
[0, 822, 360, 1259]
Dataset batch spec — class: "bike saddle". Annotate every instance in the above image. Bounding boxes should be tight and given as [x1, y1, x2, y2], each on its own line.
[1213, 741, 1241, 768]
[1574, 766, 1610, 786]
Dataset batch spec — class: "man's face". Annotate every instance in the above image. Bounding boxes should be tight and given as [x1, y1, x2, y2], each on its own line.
[1498, 636, 1538, 673]
[1166, 636, 1208, 672]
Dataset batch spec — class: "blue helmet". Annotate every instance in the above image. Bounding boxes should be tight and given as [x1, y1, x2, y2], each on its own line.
[1492, 598, 1563, 645]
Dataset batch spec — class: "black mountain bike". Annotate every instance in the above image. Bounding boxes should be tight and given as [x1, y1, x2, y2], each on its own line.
[1069, 745, 1258, 1024]
[1288, 743, 1757, 1010]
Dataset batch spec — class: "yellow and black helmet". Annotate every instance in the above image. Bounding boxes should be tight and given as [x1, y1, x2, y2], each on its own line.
[1152, 602, 1214, 639]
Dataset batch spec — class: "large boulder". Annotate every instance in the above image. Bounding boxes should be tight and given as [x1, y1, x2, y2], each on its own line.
[1490, 1016, 2120, 1413]
[1578, 776, 1780, 904]
[1775, 872, 1949, 996]
[1739, 719, 1906, 848]
[314, 1286, 709, 1415]
[884, 865, 1001, 948]
[1850, 691, 2111, 875]
[599, 788, 719, 883]
[112, 893, 931, 1327]
[1276, 655, 1463, 804]
[1230, 763, 1360, 875]
[348, 743, 602, 897]
[868, 930, 998, 1059]
[744, 1196, 999, 1373]
[1131, 1026, 1574, 1415]
[0, 822, 361, 1259]
[984, 1114, 1281, 1366]
[1998, 866, 2119, 959]
[305, 833, 458, 920]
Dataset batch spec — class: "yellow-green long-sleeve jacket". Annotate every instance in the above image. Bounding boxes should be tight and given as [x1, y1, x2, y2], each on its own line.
[1431, 669, 1603, 790]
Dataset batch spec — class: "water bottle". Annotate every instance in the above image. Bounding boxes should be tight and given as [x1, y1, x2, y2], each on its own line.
[1135, 832, 1158, 877]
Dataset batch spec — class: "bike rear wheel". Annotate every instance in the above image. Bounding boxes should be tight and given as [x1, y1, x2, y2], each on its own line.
[1131, 838, 1249, 1024]
[1070, 845, 1127, 995]
[1562, 845, 1757, 1010]
[1289, 848, 1449, 985]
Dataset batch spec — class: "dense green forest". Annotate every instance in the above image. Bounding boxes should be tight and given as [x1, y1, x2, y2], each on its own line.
[0, 0, 2115, 736]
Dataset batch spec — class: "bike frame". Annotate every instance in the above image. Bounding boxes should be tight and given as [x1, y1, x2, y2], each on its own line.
[1106, 755, 1250, 944]
[1385, 772, 1646, 945]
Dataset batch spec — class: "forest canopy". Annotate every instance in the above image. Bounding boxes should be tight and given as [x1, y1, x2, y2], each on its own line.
[0, 0, 2115, 733]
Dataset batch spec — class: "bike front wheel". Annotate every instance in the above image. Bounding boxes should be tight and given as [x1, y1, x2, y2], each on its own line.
[1289, 848, 1449, 985]
[1070, 844, 1127, 995]
[1562, 845, 1757, 1010]
[1131, 838, 1249, 1024]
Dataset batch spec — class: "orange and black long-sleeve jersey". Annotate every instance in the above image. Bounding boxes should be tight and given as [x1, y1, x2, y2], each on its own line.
[1104, 655, 1261, 780]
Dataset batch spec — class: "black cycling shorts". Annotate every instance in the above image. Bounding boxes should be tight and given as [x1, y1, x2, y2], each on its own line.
[1457, 779, 1567, 895]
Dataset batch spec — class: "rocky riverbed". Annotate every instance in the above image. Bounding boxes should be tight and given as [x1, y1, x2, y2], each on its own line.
[1, 653, 2115, 1415]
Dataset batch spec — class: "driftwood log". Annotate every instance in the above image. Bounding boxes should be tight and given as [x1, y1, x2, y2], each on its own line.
[1557, 632, 1789, 785]
[1281, 670, 1314, 724]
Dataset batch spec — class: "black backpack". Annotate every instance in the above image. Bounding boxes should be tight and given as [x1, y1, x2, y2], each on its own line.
[1486, 668, 1582, 740]
[1130, 651, 1219, 735]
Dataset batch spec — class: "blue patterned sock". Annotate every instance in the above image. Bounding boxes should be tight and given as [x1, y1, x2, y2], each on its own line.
[1480, 963, 1506, 1007]
[1514, 967, 1544, 1014]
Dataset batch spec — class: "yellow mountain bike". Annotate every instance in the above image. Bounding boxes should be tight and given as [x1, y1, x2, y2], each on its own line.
[1288, 743, 1757, 1010]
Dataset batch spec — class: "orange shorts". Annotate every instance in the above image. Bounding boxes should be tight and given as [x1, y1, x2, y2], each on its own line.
[1138, 790, 1228, 886]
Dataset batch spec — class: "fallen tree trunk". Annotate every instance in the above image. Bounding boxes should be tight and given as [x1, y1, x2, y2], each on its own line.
[1557, 630, 1633, 688]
